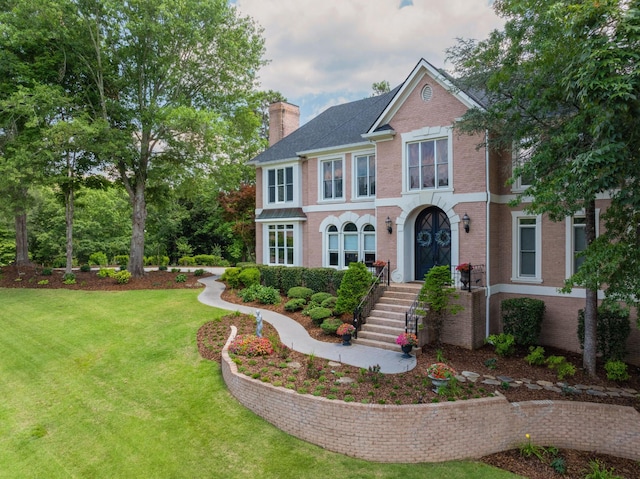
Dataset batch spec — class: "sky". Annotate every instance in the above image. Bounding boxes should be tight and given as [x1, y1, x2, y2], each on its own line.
[233, 0, 504, 125]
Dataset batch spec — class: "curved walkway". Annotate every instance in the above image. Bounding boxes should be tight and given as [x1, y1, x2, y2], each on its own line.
[197, 274, 417, 374]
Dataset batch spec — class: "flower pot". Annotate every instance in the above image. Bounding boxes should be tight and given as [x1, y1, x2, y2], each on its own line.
[428, 374, 450, 393]
[460, 270, 470, 289]
[342, 333, 352, 346]
[400, 344, 413, 358]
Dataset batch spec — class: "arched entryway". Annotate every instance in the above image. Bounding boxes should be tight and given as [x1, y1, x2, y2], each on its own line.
[415, 206, 451, 280]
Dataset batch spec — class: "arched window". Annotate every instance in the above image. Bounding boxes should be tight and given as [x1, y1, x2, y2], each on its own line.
[325, 222, 377, 268]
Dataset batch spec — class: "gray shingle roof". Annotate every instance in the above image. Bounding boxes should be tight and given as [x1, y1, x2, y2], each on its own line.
[249, 86, 401, 165]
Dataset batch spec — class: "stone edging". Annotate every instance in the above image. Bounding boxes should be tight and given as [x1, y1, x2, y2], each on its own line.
[221, 327, 640, 463]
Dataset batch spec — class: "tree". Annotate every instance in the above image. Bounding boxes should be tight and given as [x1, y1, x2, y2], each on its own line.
[218, 183, 256, 263]
[418, 266, 461, 344]
[371, 80, 391, 96]
[446, 0, 640, 376]
[77, 0, 266, 276]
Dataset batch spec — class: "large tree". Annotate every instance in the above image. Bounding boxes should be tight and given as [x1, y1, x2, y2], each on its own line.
[76, 0, 266, 276]
[447, 0, 640, 376]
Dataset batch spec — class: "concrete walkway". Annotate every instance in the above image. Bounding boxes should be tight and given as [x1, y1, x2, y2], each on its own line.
[196, 273, 417, 374]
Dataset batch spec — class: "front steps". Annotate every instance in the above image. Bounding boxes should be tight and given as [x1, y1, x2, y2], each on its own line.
[354, 283, 422, 353]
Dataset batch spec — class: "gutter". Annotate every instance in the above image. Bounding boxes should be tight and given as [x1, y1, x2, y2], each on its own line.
[485, 130, 491, 338]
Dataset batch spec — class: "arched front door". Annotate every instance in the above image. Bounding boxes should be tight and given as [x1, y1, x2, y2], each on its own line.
[415, 206, 451, 280]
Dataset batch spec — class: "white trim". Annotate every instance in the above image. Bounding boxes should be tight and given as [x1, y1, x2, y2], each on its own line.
[298, 141, 372, 158]
[317, 155, 345, 203]
[304, 202, 374, 213]
[564, 209, 600, 279]
[318, 213, 377, 269]
[511, 212, 542, 283]
[262, 222, 303, 267]
[262, 162, 301, 207]
[492, 282, 606, 300]
[402, 126, 453, 193]
[351, 150, 376, 201]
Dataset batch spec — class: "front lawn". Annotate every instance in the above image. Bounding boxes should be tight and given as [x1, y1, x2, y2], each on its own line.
[0, 288, 516, 478]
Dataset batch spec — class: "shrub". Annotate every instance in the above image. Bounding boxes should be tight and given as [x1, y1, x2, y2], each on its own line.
[193, 269, 205, 276]
[284, 298, 306, 312]
[311, 292, 332, 304]
[302, 268, 335, 294]
[486, 333, 515, 357]
[604, 360, 630, 382]
[113, 270, 132, 284]
[193, 254, 219, 266]
[88, 252, 108, 267]
[320, 317, 343, 335]
[239, 267, 260, 288]
[229, 335, 273, 356]
[62, 273, 76, 285]
[308, 307, 332, 325]
[260, 266, 281, 290]
[171, 268, 181, 273]
[255, 286, 280, 305]
[501, 297, 545, 346]
[97, 268, 114, 278]
[112, 255, 129, 267]
[287, 286, 314, 300]
[239, 284, 262, 302]
[158, 265, 168, 271]
[221, 267, 241, 288]
[175, 274, 187, 283]
[80, 264, 91, 273]
[146, 255, 169, 266]
[320, 296, 338, 312]
[279, 267, 305, 293]
[577, 303, 631, 361]
[178, 256, 196, 266]
[418, 266, 462, 344]
[545, 355, 576, 380]
[335, 262, 374, 315]
[41, 268, 53, 276]
[524, 346, 546, 366]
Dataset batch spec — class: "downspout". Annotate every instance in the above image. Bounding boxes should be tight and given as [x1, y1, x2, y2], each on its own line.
[485, 130, 491, 338]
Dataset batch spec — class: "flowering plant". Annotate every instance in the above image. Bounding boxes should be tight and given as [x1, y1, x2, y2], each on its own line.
[456, 263, 473, 272]
[395, 332, 418, 347]
[426, 362, 457, 379]
[229, 335, 274, 357]
[336, 323, 356, 336]
[372, 260, 387, 267]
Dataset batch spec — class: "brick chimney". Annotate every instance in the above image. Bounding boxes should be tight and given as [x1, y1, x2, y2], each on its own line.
[268, 101, 300, 146]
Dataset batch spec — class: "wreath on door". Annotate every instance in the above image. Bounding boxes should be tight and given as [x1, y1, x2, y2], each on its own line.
[435, 229, 451, 247]
[416, 230, 432, 247]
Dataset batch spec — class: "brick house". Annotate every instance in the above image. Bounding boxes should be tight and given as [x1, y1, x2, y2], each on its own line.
[248, 58, 639, 364]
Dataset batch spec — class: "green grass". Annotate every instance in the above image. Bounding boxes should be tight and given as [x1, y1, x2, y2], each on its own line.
[0, 288, 518, 478]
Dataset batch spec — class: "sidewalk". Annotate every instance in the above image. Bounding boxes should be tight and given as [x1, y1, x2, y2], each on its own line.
[197, 274, 417, 374]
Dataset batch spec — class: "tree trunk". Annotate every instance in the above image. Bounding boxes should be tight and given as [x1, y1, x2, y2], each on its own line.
[582, 200, 598, 377]
[128, 182, 147, 278]
[14, 201, 31, 267]
[65, 187, 74, 275]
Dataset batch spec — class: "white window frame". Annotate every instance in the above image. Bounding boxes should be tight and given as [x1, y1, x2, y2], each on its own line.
[323, 221, 377, 269]
[319, 156, 344, 202]
[265, 164, 297, 205]
[564, 210, 600, 279]
[511, 212, 542, 283]
[401, 126, 453, 193]
[353, 152, 376, 199]
[512, 139, 535, 192]
[266, 223, 298, 266]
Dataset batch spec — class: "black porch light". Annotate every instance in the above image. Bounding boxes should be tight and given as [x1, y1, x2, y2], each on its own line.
[385, 216, 393, 234]
[462, 213, 470, 233]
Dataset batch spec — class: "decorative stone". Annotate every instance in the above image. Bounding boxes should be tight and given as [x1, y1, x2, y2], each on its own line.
[574, 384, 590, 390]
[482, 379, 501, 386]
[544, 386, 562, 393]
[327, 361, 342, 368]
[525, 383, 543, 390]
[336, 377, 355, 384]
[536, 380, 554, 387]
[286, 361, 302, 369]
[606, 391, 621, 398]
[454, 375, 467, 383]
[496, 376, 514, 383]
[622, 388, 638, 394]
[589, 385, 605, 391]
[586, 389, 608, 397]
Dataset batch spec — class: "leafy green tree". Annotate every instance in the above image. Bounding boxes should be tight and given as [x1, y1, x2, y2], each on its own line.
[446, 0, 640, 375]
[76, 0, 266, 276]
[335, 262, 374, 315]
[418, 266, 462, 344]
[371, 80, 391, 96]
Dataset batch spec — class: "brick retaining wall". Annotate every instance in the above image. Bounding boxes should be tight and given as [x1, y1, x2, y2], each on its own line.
[221, 327, 640, 463]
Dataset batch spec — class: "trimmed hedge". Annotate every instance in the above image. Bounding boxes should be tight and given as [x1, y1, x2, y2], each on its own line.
[501, 298, 545, 346]
[287, 286, 314, 300]
[220, 267, 241, 289]
[577, 304, 631, 361]
[308, 307, 332, 325]
[239, 267, 261, 288]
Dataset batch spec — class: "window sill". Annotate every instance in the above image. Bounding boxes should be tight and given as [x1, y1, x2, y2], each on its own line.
[510, 277, 543, 284]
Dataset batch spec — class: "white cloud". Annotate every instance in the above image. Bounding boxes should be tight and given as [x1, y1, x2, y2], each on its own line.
[235, 0, 504, 122]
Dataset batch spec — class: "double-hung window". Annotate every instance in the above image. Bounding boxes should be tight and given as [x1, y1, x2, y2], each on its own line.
[512, 213, 542, 282]
[572, 217, 586, 274]
[408, 138, 448, 190]
[355, 154, 375, 198]
[268, 224, 294, 265]
[267, 166, 293, 204]
[325, 222, 376, 268]
[322, 159, 343, 200]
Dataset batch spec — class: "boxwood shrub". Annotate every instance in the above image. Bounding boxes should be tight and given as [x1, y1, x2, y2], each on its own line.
[287, 286, 314, 300]
[220, 267, 241, 288]
[308, 307, 332, 325]
[577, 303, 631, 361]
[320, 317, 343, 335]
[501, 297, 545, 346]
[239, 267, 261, 288]
[284, 298, 307, 312]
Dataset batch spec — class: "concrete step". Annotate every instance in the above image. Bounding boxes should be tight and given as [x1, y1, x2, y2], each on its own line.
[365, 314, 406, 327]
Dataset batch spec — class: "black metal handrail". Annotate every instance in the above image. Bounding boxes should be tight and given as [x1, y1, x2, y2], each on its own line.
[404, 296, 423, 336]
[352, 261, 390, 338]
[452, 263, 486, 291]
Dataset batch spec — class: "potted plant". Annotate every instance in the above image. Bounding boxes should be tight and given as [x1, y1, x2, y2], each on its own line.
[395, 332, 418, 357]
[336, 323, 356, 346]
[372, 260, 387, 274]
[456, 263, 473, 288]
[426, 362, 457, 393]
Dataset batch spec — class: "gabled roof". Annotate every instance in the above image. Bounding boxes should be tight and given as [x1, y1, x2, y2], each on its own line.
[249, 86, 400, 165]
[248, 58, 486, 166]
